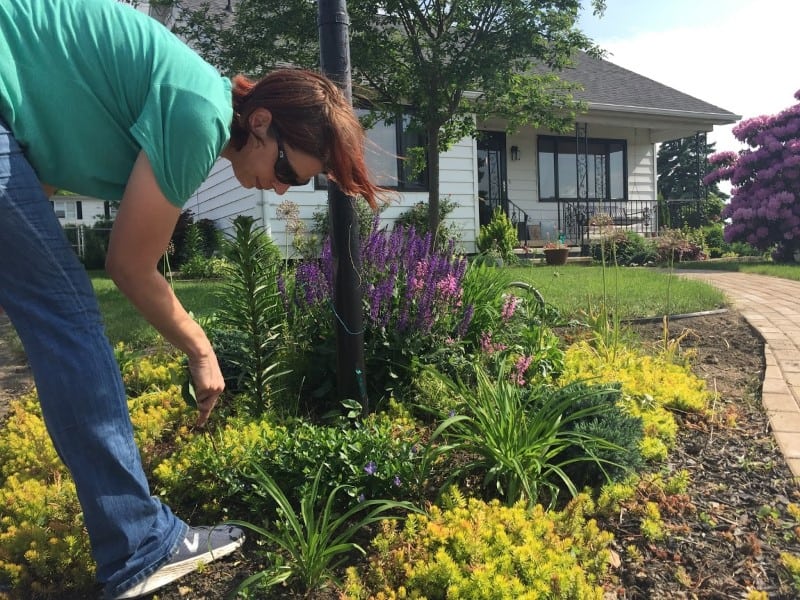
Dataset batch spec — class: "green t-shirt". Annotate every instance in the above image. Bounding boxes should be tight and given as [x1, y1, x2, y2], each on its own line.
[0, 0, 232, 207]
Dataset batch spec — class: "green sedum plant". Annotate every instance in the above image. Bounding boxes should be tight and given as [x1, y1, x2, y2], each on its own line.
[561, 340, 711, 462]
[0, 351, 190, 597]
[0, 475, 94, 594]
[343, 488, 614, 599]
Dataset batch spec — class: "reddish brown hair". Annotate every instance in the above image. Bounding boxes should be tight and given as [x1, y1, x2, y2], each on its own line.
[230, 68, 382, 209]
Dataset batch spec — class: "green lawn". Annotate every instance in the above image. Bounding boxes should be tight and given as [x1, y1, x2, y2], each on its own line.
[89, 264, 729, 348]
[89, 271, 225, 347]
[675, 259, 800, 281]
[500, 264, 727, 320]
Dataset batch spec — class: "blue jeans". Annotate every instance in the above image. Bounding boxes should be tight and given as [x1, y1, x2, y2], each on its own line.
[0, 121, 186, 596]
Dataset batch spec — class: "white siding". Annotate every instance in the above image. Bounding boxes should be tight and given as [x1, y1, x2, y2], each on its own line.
[627, 128, 656, 202]
[52, 195, 109, 226]
[192, 136, 480, 255]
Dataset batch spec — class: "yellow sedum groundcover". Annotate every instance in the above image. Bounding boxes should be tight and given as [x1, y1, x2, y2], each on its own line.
[343, 490, 613, 599]
[560, 341, 712, 462]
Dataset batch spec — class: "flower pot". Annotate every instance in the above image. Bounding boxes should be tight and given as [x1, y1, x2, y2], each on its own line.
[543, 247, 569, 266]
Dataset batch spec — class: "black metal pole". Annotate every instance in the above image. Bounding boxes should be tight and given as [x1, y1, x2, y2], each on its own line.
[318, 0, 368, 412]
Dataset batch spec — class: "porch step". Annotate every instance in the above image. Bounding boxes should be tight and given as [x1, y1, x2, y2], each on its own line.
[513, 246, 594, 265]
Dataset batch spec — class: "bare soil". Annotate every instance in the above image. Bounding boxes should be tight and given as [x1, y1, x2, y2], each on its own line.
[0, 315, 32, 422]
[1, 311, 799, 599]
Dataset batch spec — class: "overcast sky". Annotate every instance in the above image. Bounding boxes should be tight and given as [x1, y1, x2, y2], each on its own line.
[577, 0, 799, 158]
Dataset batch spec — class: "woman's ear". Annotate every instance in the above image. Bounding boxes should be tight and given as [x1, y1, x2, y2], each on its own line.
[248, 108, 273, 140]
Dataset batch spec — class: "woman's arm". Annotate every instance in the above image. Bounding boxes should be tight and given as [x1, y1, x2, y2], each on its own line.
[106, 151, 223, 426]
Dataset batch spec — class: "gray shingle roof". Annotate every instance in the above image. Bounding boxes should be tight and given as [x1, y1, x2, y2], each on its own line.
[559, 52, 739, 122]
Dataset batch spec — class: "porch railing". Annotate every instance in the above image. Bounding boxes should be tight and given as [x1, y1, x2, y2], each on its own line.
[558, 200, 659, 249]
[507, 198, 533, 246]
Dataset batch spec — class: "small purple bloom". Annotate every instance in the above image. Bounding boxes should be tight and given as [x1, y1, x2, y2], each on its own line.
[393, 475, 402, 487]
[364, 461, 377, 476]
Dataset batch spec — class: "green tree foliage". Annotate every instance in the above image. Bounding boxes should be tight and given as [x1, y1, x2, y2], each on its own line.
[656, 135, 726, 229]
[172, 0, 606, 237]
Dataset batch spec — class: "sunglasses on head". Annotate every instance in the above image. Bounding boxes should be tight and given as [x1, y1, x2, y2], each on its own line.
[272, 128, 310, 187]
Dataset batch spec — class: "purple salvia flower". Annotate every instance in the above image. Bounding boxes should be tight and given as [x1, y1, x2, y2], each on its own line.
[364, 461, 377, 476]
[456, 304, 474, 338]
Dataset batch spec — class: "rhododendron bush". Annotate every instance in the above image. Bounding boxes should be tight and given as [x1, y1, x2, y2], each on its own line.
[704, 89, 800, 261]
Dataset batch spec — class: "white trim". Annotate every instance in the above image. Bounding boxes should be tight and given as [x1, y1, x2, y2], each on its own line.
[588, 102, 741, 123]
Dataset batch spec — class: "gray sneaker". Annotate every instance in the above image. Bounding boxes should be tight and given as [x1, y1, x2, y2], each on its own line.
[112, 525, 245, 599]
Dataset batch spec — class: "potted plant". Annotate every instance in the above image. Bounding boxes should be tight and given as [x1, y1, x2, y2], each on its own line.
[542, 240, 569, 265]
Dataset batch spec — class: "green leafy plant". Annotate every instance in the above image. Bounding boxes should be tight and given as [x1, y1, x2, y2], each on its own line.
[229, 464, 418, 596]
[429, 364, 625, 507]
[590, 230, 657, 266]
[154, 410, 428, 522]
[308, 196, 379, 259]
[215, 216, 287, 416]
[394, 196, 461, 248]
[476, 208, 518, 262]
[178, 255, 229, 280]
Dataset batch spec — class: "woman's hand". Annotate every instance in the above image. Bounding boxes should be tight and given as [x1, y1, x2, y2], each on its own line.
[187, 346, 225, 427]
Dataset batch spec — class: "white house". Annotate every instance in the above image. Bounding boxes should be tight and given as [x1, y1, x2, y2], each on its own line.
[185, 49, 738, 254]
[50, 195, 115, 226]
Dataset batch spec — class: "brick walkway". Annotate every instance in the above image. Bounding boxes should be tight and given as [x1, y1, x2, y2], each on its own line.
[680, 270, 800, 480]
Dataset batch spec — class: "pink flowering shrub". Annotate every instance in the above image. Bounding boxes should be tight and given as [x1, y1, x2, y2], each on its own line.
[704, 90, 800, 261]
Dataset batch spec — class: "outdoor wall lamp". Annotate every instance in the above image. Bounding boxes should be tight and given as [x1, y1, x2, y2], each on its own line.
[510, 145, 520, 161]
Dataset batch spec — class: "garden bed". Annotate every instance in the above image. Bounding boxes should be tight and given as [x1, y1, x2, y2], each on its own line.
[146, 311, 800, 599]
[2, 311, 799, 599]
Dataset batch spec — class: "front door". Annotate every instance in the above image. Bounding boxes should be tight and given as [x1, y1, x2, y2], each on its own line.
[477, 131, 507, 226]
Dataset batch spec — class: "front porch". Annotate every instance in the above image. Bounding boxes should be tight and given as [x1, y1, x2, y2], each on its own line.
[510, 199, 659, 253]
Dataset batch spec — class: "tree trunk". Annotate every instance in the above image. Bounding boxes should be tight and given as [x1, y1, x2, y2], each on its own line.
[318, 0, 368, 412]
[426, 124, 441, 249]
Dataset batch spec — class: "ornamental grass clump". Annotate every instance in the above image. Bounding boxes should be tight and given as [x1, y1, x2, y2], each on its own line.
[228, 464, 418, 598]
[425, 364, 630, 507]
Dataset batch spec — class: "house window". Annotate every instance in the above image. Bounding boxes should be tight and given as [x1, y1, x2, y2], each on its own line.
[537, 136, 626, 202]
[51, 199, 78, 220]
[315, 110, 428, 191]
